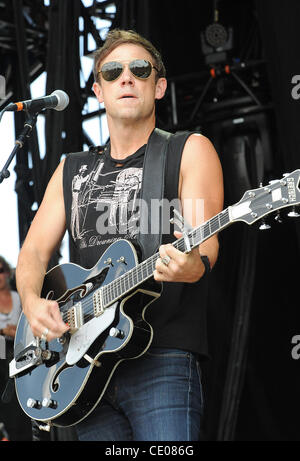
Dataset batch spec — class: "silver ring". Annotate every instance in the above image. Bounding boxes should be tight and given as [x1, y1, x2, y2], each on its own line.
[41, 327, 49, 341]
[161, 255, 171, 267]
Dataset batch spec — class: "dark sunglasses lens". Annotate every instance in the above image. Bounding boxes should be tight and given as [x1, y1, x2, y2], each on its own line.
[101, 61, 123, 81]
[0, 268, 4, 273]
[129, 60, 152, 79]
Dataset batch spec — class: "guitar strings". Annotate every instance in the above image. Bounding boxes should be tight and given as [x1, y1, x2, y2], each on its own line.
[59, 209, 230, 323]
[61, 210, 230, 321]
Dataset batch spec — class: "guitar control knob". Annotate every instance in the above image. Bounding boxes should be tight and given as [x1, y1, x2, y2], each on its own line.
[259, 219, 271, 230]
[27, 398, 41, 409]
[287, 206, 300, 218]
[109, 327, 125, 339]
[42, 398, 57, 409]
[104, 258, 113, 266]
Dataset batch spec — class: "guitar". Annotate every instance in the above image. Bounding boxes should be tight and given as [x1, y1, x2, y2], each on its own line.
[9, 169, 300, 429]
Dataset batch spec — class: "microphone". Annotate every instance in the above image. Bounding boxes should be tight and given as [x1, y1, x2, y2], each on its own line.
[5, 90, 69, 113]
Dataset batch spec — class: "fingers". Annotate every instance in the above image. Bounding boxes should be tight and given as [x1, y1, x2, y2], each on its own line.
[26, 298, 69, 341]
[154, 241, 204, 283]
[158, 244, 186, 267]
[154, 244, 179, 281]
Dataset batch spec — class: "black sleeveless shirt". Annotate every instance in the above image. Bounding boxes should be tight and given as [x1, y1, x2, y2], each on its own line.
[63, 132, 209, 358]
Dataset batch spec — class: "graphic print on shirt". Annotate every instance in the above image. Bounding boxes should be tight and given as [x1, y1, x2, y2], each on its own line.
[70, 159, 143, 249]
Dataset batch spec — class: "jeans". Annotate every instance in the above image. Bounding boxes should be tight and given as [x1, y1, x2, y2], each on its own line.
[76, 347, 204, 441]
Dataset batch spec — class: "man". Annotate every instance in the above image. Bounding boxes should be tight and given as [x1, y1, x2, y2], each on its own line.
[16, 29, 223, 441]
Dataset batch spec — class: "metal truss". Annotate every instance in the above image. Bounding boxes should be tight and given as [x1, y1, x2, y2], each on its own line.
[0, 0, 48, 109]
[0, 0, 272, 248]
[0, 0, 118, 253]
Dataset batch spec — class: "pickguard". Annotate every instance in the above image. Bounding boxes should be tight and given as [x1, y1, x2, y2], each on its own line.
[66, 302, 118, 365]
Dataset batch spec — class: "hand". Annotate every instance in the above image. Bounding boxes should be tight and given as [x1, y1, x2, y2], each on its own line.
[153, 231, 206, 283]
[23, 295, 69, 342]
[2, 324, 17, 338]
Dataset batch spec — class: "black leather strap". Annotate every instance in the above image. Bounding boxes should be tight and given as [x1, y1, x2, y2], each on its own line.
[138, 128, 172, 260]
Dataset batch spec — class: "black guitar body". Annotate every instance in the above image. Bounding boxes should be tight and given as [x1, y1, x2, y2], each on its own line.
[13, 240, 161, 426]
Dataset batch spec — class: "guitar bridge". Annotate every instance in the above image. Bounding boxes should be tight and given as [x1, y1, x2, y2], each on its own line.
[67, 302, 83, 332]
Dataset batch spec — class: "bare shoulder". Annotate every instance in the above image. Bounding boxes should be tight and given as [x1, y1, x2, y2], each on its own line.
[21, 158, 67, 259]
[179, 133, 223, 194]
[35, 157, 66, 219]
[45, 157, 66, 192]
[181, 133, 221, 172]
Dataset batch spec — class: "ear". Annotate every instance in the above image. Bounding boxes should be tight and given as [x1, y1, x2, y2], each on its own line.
[93, 81, 104, 104]
[155, 78, 167, 100]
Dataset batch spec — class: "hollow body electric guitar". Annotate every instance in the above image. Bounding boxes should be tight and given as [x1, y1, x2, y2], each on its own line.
[10, 170, 300, 429]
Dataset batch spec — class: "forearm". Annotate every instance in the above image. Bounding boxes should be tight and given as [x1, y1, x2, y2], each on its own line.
[0, 324, 16, 338]
[199, 235, 219, 269]
[16, 245, 68, 340]
[16, 245, 49, 312]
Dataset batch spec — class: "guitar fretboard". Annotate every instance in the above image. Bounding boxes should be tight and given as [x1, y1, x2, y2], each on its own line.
[101, 208, 231, 308]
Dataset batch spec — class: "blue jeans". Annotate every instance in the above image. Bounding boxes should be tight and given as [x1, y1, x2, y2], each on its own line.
[76, 348, 204, 441]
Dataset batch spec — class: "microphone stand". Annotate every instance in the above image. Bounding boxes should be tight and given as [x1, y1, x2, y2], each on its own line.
[0, 111, 38, 184]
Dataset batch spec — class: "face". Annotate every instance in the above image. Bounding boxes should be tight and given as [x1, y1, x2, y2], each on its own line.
[93, 43, 167, 125]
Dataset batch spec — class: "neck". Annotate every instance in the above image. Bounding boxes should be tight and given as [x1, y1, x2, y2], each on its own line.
[107, 117, 155, 160]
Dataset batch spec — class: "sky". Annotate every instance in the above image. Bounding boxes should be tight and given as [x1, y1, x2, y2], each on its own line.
[0, 0, 112, 269]
[0, 111, 19, 267]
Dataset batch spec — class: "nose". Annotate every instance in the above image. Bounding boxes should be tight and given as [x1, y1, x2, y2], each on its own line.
[120, 64, 134, 86]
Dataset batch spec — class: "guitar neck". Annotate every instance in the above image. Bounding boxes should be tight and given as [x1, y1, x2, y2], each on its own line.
[100, 208, 231, 308]
[173, 207, 231, 254]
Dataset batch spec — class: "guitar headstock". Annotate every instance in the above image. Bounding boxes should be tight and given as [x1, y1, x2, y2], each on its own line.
[229, 169, 300, 225]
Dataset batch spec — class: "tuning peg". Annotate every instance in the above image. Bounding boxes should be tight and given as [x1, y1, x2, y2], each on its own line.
[259, 218, 271, 230]
[170, 209, 193, 252]
[287, 206, 300, 218]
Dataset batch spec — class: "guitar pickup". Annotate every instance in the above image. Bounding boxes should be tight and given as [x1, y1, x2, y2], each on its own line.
[67, 302, 83, 333]
[93, 289, 104, 317]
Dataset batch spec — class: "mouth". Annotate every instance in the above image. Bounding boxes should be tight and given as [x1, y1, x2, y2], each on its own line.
[119, 94, 137, 99]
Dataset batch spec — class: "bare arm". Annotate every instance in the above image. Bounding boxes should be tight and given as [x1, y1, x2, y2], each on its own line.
[154, 133, 224, 282]
[16, 159, 69, 340]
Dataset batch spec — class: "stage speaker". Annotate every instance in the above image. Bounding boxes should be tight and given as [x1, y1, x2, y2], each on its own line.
[222, 133, 263, 205]
[205, 112, 273, 205]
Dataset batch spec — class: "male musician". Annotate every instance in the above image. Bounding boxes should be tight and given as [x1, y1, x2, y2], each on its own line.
[16, 29, 223, 440]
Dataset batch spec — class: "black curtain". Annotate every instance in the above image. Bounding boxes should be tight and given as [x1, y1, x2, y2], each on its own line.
[136, 0, 300, 441]
[256, 0, 300, 250]
[230, 0, 300, 440]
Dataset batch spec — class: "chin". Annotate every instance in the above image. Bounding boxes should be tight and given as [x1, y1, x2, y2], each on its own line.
[118, 110, 142, 120]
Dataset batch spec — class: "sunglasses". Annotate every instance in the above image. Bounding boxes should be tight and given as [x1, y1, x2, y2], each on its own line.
[98, 59, 159, 82]
[0, 268, 5, 273]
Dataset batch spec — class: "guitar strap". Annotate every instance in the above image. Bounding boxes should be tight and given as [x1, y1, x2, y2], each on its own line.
[138, 128, 172, 260]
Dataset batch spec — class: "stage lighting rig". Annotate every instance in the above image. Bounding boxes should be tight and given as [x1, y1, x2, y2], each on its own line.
[201, 0, 233, 65]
